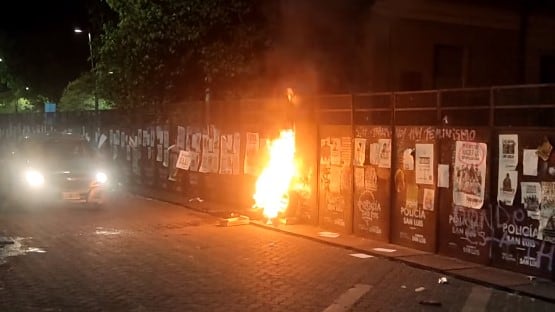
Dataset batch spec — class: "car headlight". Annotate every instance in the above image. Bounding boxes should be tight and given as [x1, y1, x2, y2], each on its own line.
[25, 170, 44, 188]
[95, 172, 108, 184]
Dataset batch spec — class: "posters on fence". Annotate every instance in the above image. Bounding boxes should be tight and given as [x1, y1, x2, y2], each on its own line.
[521, 182, 541, 219]
[320, 138, 331, 165]
[220, 134, 234, 174]
[354, 138, 366, 166]
[415, 144, 434, 185]
[377, 138, 391, 169]
[523, 149, 539, 176]
[177, 126, 186, 150]
[499, 134, 518, 170]
[497, 170, 517, 205]
[176, 150, 192, 170]
[453, 141, 487, 209]
[244, 132, 259, 176]
[233, 132, 241, 175]
[330, 138, 341, 165]
[540, 182, 555, 242]
[369, 143, 379, 165]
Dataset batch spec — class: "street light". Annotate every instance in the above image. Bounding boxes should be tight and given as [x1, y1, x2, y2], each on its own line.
[74, 27, 98, 114]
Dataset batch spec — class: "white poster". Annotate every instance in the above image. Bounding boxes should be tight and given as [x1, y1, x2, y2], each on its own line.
[156, 144, 163, 162]
[369, 143, 380, 166]
[219, 134, 233, 174]
[539, 182, 555, 242]
[377, 139, 391, 169]
[521, 182, 541, 219]
[354, 138, 366, 166]
[497, 170, 518, 205]
[244, 132, 259, 176]
[438, 164, 450, 188]
[523, 149, 539, 176]
[499, 134, 518, 170]
[415, 144, 434, 185]
[453, 141, 487, 209]
[177, 126, 186, 150]
[232, 132, 241, 175]
[402, 148, 414, 170]
[330, 138, 341, 165]
[320, 138, 331, 165]
[176, 150, 192, 170]
[423, 188, 435, 211]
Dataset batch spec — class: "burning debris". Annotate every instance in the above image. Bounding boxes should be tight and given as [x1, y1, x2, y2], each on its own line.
[252, 129, 298, 222]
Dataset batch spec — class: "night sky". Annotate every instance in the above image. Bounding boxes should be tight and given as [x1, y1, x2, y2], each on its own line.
[0, 1, 91, 100]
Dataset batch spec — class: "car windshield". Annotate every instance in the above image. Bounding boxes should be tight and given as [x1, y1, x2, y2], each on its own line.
[18, 138, 96, 160]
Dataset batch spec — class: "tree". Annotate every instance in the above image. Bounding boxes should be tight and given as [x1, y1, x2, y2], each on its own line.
[59, 72, 113, 111]
[95, 0, 272, 113]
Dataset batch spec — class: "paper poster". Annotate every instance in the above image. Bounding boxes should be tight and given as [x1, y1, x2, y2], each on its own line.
[364, 166, 378, 191]
[438, 164, 450, 188]
[453, 141, 487, 209]
[176, 126, 185, 150]
[423, 188, 435, 211]
[219, 134, 234, 174]
[148, 146, 152, 160]
[329, 166, 342, 193]
[168, 152, 178, 181]
[377, 139, 391, 169]
[341, 137, 352, 166]
[156, 126, 162, 144]
[330, 138, 341, 165]
[369, 143, 380, 165]
[150, 128, 156, 148]
[143, 130, 149, 147]
[539, 182, 555, 242]
[189, 152, 200, 172]
[163, 149, 169, 167]
[163, 130, 169, 148]
[98, 134, 107, 149]
[120, 131, 125, 147]
[497, 170, 518, 205]
[232, 132, 241, 175]
[354, 167, 365, 188]
[156, 144, 163, 162]
[320, 138, 331, 165]
[521, 182, 541, 219]
[403, 148, 414, 170]
[354, 138, 366, 166]
[244, 132, 259, 176]
[499, 134, 518, 170]
[199, 134, 211, 173]
[415, 144, 434, 185]
[523, 149, 538, 176]
[176, 150, 192, 170]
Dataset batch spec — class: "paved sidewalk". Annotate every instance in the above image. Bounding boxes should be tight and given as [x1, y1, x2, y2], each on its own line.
[133, 187, 555, 303]
[248, 221, 555, 304]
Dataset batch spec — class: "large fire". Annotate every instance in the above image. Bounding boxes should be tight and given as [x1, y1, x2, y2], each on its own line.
[252, 129, 297, 220]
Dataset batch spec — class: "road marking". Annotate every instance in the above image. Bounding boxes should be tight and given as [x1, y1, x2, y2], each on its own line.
[323, 284, 372, 312]
[461, 286, 493, 312]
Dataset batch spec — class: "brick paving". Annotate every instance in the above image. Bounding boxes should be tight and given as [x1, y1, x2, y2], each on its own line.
[0, 193, 554, 311]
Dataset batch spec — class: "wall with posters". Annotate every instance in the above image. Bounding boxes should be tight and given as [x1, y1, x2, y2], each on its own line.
[319, 125, 353, 234]
[353, 126, 392, 241]
[437, 127, 492, 265]
[391, 126, 438, 252]
[492, 131, 555, 279]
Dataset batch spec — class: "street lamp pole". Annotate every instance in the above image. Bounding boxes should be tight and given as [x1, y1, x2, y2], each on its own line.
[75, 28, 99, 114]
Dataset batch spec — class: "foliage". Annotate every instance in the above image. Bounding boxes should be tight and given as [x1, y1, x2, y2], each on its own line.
[95, 0, 271, 112]
[59, 72, 113, 111]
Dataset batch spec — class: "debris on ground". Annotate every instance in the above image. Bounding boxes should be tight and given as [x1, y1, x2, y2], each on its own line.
[401, 285, 407, 289]
[438, 277, 448, 284]
[349, 253, 374, 259]
[188, 197, 204, 203]
[317, 231, 340, 238]
[219, 215, 250, 227]
[414, 287, 426, 292]
[527, 275, 536, 281]
[419, 300, 442, 307]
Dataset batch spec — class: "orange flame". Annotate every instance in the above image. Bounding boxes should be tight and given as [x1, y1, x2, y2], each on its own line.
[253, 129, 296, 219]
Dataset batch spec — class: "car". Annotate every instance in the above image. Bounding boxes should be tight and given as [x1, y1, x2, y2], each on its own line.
[0, 132, 111, 208]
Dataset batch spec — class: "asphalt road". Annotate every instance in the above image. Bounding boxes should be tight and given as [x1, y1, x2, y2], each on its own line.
[0, 192, 553, 312]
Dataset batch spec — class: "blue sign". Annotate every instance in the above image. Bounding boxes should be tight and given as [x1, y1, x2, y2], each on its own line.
[44, 102, 56, 113]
